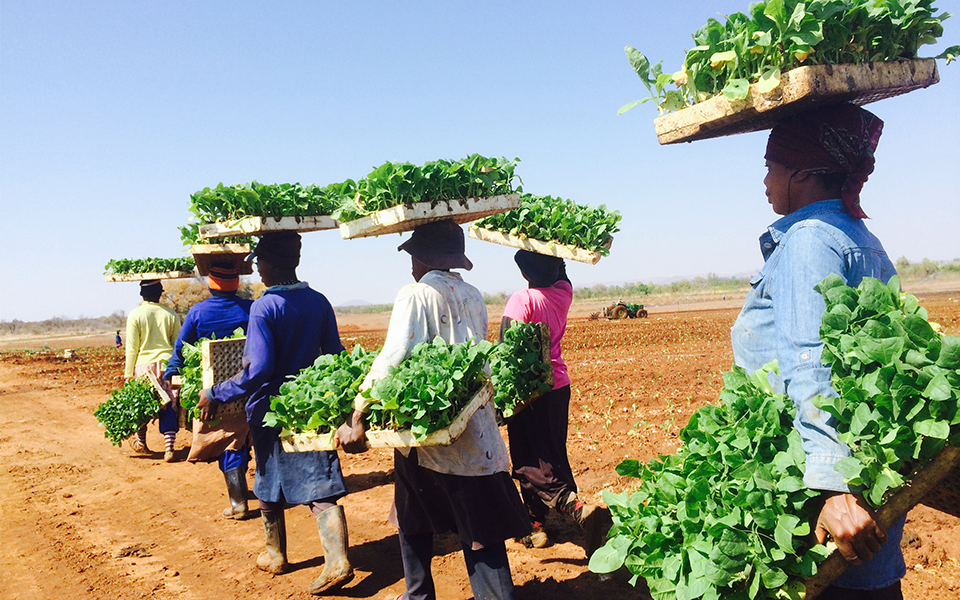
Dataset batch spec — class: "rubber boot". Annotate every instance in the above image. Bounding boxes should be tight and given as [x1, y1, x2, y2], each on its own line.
[308, 505, 354, 595]
[559, 491, 613, 558]
[256, 509, 288, 574]
[222, 468, 251, 520]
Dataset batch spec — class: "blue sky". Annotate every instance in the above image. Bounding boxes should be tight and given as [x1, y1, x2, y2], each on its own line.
[2, 1, 958, 322]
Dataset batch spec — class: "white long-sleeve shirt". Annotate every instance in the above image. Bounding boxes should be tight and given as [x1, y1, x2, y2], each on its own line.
[359, 270, 508, 477]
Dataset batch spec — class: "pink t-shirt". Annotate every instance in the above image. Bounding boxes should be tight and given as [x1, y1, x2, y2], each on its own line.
[502, 280, 572, 389]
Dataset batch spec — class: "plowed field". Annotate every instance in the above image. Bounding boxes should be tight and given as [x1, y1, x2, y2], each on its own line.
[1, 289, 958, 600]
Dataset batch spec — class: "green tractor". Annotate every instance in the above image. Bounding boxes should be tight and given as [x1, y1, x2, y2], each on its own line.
[603, 299, 648, 319]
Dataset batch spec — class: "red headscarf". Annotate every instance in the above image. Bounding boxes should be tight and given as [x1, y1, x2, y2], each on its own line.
[764, 103, 883, 219]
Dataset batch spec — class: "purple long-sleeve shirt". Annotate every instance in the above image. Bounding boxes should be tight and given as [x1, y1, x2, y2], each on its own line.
[208, 283, 344, 429]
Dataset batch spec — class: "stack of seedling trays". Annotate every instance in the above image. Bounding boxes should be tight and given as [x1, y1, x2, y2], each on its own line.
[189, 155, 522, 242]
[104, 257, 197, 282]
[469, 193, 621, 264]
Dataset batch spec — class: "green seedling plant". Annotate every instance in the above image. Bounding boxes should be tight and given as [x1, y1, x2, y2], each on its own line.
[620, 0, 960, 115]
[473, 193, 621, 255]
[813, 274, 960, 506]
[590, 362, 824, 600]
[94, 376, 164, 446]
[178, 328, 245, 423]
[263, 344, 380, 436]
[490, 321, 553, 419]
[364, 337, 494, 441]
[105, 257, 195, 275]
[591, 274, 960, 598]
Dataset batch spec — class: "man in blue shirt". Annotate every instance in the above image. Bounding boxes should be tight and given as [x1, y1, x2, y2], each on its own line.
[163, 261, 254, 519]
[731, 104, 902, 598]
[198, 232, 353, 596]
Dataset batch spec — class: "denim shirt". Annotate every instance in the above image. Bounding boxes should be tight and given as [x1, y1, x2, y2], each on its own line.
[731, 200, 903, 589]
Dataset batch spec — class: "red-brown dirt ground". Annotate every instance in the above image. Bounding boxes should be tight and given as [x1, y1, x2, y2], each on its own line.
[1, 289, 958, 600]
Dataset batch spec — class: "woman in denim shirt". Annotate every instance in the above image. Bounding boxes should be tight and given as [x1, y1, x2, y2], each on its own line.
[731, 104, 904, 599]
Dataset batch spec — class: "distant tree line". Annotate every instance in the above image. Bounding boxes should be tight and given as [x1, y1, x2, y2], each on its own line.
[4, 260, 958, 335]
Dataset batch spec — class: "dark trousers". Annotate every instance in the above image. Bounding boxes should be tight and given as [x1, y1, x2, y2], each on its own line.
[399, 530, 515, 600]
[818, 581, 902, 600]
[506, 385, 575, 523]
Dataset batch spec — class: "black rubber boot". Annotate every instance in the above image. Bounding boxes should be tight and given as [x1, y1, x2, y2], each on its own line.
[309, 505, 354, 595]
[222, 468, 251, 519]
[559, 491, 613, 558]
[256, 509, 288, 574]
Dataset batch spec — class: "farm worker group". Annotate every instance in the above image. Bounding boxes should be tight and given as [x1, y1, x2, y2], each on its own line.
[162, 262, 255, 520]
[732, 103, 903, 599]
[119, 101, 906, 599]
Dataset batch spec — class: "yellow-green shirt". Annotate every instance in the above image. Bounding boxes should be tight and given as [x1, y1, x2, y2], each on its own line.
[124, 301, 181, 378]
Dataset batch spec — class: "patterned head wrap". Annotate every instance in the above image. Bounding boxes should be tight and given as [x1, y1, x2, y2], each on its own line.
[765, 103, 883, 219]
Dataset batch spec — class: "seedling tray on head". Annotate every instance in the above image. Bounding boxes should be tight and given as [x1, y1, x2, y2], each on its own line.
[468, 226, 612, 265]
[105, 271, 196, 282]
[198, 215, 339, 240]
[190, 243, 253, 276]
[339, 194, 521, 239]
[654, 59, 939, 145]
[201, 338, 247, 418]
[802, 444, 960, 598]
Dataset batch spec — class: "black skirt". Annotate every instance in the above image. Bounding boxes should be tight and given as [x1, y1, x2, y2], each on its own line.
[393, 448, 531, 549]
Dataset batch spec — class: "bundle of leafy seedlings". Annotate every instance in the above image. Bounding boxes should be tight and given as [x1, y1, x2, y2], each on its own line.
[490, 321, 553, 419]
[591, 274, 960, 598]
[590, 362, 825, 600]
[333, 154, 520, 222]
[177, 328, 245, 423]
[364, 337, 494, 441]
[263, 345, 380, 435]
[472, 193, 621, 255]
[813, 274, 960, 506]
[104, 257, 195, 275]
[188, 181, 344, 225]
[620, 0, 959, 115]
[94, 376, 164, 446]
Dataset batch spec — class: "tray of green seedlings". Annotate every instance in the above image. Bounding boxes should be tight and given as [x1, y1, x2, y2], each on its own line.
[190, 181, 343, 239]
[362, 337, 495, 447]
[104, 257, 196, 281]
[336, 154, 521, 239]
[590, 274, 960, 599]
[491, 321, 553, 420]
[470, 194, 621, 264]
[618, 0, 957, 144]
[268, 345, 380, 452]
[177, 329, 246, 428]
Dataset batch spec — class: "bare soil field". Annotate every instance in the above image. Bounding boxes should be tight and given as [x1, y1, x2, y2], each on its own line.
[1, 287, 959, 600]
